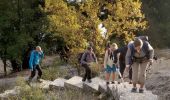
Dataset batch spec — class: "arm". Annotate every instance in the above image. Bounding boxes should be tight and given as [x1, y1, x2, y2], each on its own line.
[92, 53, 98, 63]
[116, 53, 120, 67]
[148, 43, 154, 59]
[125, 46, 132, 67]
[81, 52, 87, 65]
[29, 51, 34, 71]
[114, 48, 122, 63]
[39, 51, 44, 59]
[104, 50, 108, 68]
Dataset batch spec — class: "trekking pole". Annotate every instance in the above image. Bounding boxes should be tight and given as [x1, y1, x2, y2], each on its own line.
[116, 67, 126, 88]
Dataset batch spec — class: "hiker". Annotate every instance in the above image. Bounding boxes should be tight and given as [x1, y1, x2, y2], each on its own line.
[28, 46, 44, 83]
[114, 45, 132, 84]
[125, 38, 154, 93]
[81, 46, 97, 83]
[104, 43, 118, 85]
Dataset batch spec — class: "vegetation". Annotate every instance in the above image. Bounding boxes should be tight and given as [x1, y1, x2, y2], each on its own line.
[0, 0, 147, 75]
[141, 0, 170, 48]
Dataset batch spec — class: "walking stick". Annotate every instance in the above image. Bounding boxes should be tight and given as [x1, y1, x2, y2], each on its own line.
[116, 67, 126, 88]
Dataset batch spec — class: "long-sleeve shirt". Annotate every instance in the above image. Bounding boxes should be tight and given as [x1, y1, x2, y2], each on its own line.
[114, 46, 128, 64]
[81, 51, 97, 65]
[126, 41, 154, 65]
[29, 50, 44, 70]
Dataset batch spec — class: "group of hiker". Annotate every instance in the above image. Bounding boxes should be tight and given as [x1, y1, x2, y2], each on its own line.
[27, 35, 154, 93]
[80, 36, 154, 93]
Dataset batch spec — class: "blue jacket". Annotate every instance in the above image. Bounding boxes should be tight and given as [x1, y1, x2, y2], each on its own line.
[29, 50, 44, 70]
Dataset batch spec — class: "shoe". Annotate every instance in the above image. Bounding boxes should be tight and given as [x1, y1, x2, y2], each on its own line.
[82, 78, 86, 82]
[129, 81, 132, 84]
[106, 82, 110, 85]
[131, 87, 137, 93]
[111, 81, 115, 84]
[37, 78, 42, 83]
[139, 88, 144, 93]
[88, 79, 92, 83]
[118, 82, 120, 84]
[26, 80, 31, 86]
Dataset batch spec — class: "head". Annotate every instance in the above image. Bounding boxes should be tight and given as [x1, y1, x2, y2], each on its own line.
[36, 46, 42, 52]
[110, 43, 118, 51]
[87, 46, 93, 53]
[133, 38, 143, 52]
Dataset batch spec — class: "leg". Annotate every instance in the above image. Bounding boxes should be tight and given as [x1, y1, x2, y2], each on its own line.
[36, 65, 42, 79]
[28, 68, 36, 81]
[139, 62, 148, 89]
[129, 66, 132, 83]
[86, 65, 92, 80]
[111, 72, 115, 83]
[119, 62, 126, 77]
[111, 65, 117, 83]
[132, 62, 139, 88]
[105, 65, 111, 84]
[105, 72, 111, 84]
[82, 64, 91, 81]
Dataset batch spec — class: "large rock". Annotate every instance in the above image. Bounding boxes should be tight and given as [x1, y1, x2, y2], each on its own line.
[49, 78, 66, 90]
[108, 82, 158, 100]
[39, 79, 53, 89]
[64, 76, 83, 91]
[83, 77, 105, 93]
[0, 86, 20, 99]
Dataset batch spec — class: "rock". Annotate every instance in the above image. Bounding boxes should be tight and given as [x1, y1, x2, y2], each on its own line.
[49, 78, 66, 90]
[83, 77, 105, 93]
[64, 76, 83, 91]
[108, 82, 158, 100]
[0, 86, 20, 99]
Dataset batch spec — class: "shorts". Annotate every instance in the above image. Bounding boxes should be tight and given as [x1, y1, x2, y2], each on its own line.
[105, 64, 116, 73]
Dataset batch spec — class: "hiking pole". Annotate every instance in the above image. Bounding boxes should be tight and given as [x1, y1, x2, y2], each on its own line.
[116, 67, 126, 88]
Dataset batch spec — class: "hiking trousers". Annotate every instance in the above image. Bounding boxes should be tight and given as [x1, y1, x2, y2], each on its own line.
[132, 62, 149, 84]
[82, 64, 91, 80]
[29, 64, 42, 80]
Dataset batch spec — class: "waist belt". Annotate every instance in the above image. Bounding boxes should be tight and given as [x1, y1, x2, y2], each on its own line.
[132, 56, 148, 63]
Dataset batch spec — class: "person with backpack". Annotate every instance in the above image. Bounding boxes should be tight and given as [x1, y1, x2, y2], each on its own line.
[114, 45, 132, 84]
[81, 46, 97, 83]
[27, 46, 44, 83]
[104, 43, 118, 85]
[125, 38, 154, 93]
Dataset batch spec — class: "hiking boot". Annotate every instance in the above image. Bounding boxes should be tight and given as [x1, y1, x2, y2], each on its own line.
[82, 78, 86, 82]
[129, 80, 132, 84]
[131, 87, 137, 93]
[106, 82, 110, 85]
[88, 79, 92, 83]
[37, 77, 42, 83]
[111, 81, 115, 84]
[139, 88, 144, 93]
[26, 79, 31, 86]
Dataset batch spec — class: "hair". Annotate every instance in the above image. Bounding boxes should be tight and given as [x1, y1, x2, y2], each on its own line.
[87, 46, 92, 50]
[133, 38, 143, 48]
[111, 43, 118, 49]
[36, 46, 42, 51]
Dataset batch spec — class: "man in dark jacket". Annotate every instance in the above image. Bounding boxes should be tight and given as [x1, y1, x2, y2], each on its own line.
[81, 46, 97, 83]
[114, 46, 132, 83]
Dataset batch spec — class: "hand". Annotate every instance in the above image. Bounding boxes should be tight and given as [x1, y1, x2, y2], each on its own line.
[116, 63, 120, 68]
[123, 66, 129, 78]
[149, 59, 153, 65]
[126, 65, 130, 68]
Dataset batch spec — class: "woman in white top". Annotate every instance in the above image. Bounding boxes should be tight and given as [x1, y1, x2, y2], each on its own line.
[104, 43, 118, 85]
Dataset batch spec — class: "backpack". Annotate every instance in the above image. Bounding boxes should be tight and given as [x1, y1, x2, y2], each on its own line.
[78, 52, 87, 64]
[128, 37, 151, 64]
